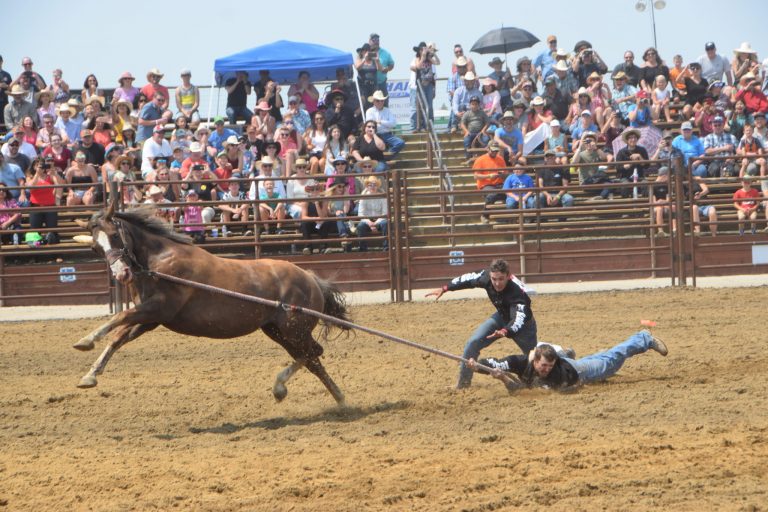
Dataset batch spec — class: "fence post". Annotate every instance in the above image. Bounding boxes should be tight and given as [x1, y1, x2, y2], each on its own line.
[391, 169, 405, 302]
[672, 155, 687, 286]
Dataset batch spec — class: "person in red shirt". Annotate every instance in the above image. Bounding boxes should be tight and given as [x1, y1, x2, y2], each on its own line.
[213, 151, 233, 198]
[733, 178, 761, 235]
[735, 75, 768, 115]
[140, 68, 170, 105]
[473, 141, 508, 224]
[180, 141, 207, 179]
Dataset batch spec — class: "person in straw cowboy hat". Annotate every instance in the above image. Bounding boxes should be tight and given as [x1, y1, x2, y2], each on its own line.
[141, 67, 169, 105]
[364, 90, 405, 160]
[731, 42, 760, 84]
[144, 184, 176, 224]
[4, 84, 35, 128]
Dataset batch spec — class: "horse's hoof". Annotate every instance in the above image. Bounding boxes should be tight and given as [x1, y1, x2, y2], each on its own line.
[73, 339, 95, 351]
[273, 382, 288, 402]
[77, 375, 98, 388]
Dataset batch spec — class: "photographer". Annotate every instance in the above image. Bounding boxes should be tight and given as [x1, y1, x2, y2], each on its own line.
[355, 44, 381, 111]
[627, 90, 653, 127]
[409, 42, 440, 132]
[224, 71, 252, 126]
[571, 42, 608, 88]
[27, 156, 63, 244]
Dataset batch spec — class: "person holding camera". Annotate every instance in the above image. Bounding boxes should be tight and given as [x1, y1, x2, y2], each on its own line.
[609, 71, 638, 124]
[571, 42, 608, 88]
[675, 62, 709, 120]
[225, 71, 253, 126]
[27, 157, 63, 243]
[409, 42, 440, 132]
[355, 44, 382, 112]
[627, 90, 653, 128]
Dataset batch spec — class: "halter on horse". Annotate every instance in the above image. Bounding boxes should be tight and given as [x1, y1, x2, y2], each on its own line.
[73, 201, 351, 404]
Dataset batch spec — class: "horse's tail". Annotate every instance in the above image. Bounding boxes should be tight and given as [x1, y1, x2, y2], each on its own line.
[313, 274, 353, 341]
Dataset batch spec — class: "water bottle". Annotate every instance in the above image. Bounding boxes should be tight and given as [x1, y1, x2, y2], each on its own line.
[211, 227, 219, 238]
[632, 169, 639, 199]
[221, 226, 228, 238]
[12, 233, 19, 245]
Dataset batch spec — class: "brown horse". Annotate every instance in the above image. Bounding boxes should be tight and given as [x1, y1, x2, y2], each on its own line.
[73, 203, 351, 404]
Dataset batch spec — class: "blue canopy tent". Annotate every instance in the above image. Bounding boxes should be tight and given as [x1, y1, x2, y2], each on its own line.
[213, 40, 354, 86]
[209, 40, 355, 124]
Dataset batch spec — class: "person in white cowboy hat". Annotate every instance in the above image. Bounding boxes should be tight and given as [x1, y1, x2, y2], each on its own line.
[53, 102, 80, 144]
[451, 70, 483, 134]
[551, 59, 578, 98]
[4, 84, 36, 128]
[731, 42, 760, 84]
[141, 67, 169, 106]
[144, 184, 176, 223]
[447, 55, 471, 132]
[364, 90, 405, 158]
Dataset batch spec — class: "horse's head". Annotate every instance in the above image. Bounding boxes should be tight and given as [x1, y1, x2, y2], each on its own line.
[74, 200, 135, 284]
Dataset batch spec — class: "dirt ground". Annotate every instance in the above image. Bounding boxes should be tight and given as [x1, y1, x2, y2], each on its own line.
[1, 286, 766, 511]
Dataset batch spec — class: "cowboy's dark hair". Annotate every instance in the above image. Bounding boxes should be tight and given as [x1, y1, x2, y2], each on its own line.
[489, 259, 510, 274]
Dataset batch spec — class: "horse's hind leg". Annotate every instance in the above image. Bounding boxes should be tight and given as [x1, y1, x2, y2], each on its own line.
[77, 323, 158, 388]
[304, 357, 345, 405]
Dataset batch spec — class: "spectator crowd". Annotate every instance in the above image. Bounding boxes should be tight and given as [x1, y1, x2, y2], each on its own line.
[1, 34, 767, 248]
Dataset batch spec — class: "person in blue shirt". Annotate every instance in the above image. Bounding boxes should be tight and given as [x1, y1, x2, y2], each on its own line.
[627, 90, 653, 127]
[671, 121, 706, 177]
[533, 35, 558, 80]
[207, 117, 238, 159]
[503, 166, 535, 209]
[494, 111, 526, 166]
[137, 93, 172, 142]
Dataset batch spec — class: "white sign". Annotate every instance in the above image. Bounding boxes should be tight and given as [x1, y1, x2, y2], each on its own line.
[59, 267, 76, 283]
[752, 245, 768, 265]
[387, 80, 411, 127]
[449, 250, 465, 266]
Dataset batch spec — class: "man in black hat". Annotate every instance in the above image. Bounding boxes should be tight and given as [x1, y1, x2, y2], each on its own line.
[697, 42, 732, 86]
[329, 67, 361, 114]
[325, 88, 358, 140]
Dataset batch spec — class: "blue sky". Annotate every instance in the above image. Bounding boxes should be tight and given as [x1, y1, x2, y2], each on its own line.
[5, 0, 766, 91]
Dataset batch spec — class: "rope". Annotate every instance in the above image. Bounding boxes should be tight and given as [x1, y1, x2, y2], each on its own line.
[147, 270, 520, 383]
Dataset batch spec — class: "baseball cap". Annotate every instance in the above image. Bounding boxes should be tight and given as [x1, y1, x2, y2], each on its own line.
[681, 121, 693, 130]
[153, 125, 166, 133]
[213, 116, 225, 125]
[713, 115, 724, 123]
[705, 42, 716, 50]
[488, 141, 500, 151]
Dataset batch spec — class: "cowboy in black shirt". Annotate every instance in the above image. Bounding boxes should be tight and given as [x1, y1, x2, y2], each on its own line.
[427, 259, 537, 389]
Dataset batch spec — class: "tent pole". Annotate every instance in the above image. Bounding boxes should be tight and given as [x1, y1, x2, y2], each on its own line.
[206, 72, 216, 126]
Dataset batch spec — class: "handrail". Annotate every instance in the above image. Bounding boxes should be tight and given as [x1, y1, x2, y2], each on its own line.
[414, 81, 455, 238]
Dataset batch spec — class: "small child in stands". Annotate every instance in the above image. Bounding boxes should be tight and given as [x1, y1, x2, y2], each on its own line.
[182, 188, 206, 243]
[652, 75, 673, 122]
[733, 178, 760, 235]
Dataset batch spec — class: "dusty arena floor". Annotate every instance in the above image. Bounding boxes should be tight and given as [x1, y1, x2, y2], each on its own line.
[1, 286, 766, 511]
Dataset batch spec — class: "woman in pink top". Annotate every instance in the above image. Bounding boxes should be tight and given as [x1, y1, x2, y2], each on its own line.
[113, 72, 139, 104]
[21, 116, 38, 146]
[288, 71, 320, 116]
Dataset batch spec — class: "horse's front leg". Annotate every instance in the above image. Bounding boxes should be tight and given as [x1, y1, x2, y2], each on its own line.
[77, 323, 158, 388]
[73, 296, 169, 351]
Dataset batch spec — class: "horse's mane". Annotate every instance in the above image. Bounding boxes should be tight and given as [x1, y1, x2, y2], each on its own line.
[98, 206, 193, 245]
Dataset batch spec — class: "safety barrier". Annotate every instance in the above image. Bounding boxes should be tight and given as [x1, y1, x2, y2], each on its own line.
[2, 153, 767, 308]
